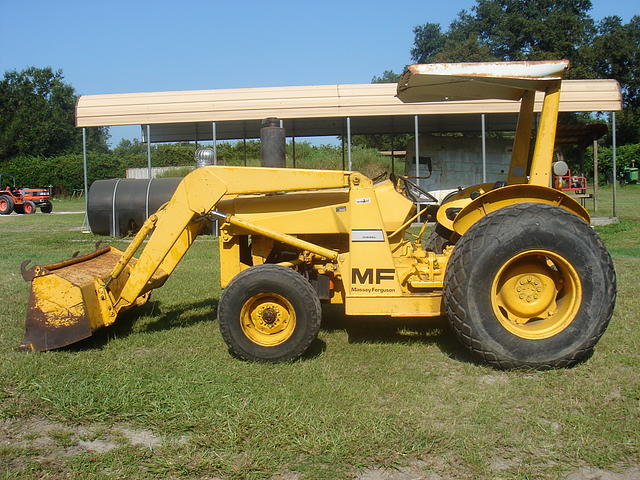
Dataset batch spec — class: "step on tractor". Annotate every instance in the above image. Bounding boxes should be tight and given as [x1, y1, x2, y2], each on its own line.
[0, 174, 53, 215]
[18, 61, 616, 369]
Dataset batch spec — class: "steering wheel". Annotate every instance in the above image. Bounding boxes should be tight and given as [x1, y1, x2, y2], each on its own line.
[391, 174, 438, 203]
[372, 171, 388, 183]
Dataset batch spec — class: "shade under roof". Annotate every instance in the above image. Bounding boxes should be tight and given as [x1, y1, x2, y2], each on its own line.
[76, 79, 622, 143]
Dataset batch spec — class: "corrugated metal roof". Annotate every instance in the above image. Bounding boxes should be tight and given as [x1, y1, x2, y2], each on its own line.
[75, 80, 622, 142]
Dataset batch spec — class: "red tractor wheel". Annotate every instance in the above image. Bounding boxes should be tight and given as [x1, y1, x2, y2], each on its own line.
[23, 201, 36, 214]
[0, 195, 14, 215]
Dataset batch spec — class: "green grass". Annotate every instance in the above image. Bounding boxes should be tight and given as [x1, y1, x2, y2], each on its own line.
[51, 196, 86, 212]
[587, 184, 640, 258]
[0, 187, 638, 480]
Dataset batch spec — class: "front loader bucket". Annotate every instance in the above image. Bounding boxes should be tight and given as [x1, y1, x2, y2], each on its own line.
[19, 246, 161, 351]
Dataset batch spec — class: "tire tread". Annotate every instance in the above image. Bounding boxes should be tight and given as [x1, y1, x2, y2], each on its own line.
[444, 203, 616, 369]
[218, 264, 321, 362]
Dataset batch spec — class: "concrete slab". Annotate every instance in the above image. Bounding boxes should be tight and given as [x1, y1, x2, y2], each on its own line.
[591, 217, 619, 226]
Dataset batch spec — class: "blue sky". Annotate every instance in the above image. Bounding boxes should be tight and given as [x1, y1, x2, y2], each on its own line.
[1, 0, 638, 146]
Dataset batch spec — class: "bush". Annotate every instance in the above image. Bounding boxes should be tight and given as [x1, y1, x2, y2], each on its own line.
[2, 153, 124, 194]
[0, 141, 403, 194]
[585, 143, 640, 182]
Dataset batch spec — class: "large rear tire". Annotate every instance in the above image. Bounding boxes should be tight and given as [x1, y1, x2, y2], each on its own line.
[0, 195, 14, 215]
[218, 264, 322, 362]
[443, 203, 615, 369]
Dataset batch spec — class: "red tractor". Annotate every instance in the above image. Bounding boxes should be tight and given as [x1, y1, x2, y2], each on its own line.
[0, 174, 53, 215]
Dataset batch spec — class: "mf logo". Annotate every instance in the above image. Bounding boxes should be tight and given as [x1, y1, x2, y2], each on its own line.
[351, 268, 395, 284]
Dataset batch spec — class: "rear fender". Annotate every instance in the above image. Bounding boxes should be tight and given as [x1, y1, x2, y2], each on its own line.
[452, 184, 590, 236]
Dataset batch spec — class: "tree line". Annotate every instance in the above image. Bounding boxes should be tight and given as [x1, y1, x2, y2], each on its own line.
[369, 0, 639, 146]
[1, 0, 638, 193]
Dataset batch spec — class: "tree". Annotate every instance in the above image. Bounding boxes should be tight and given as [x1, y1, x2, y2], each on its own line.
[411, 23, 447, 64]
[589, 15, 640, 144]
[411, 0, 595, 75]
[0, 67, 109, 161]
[407, 1, 640, 143]
[371, 70, 402, 83]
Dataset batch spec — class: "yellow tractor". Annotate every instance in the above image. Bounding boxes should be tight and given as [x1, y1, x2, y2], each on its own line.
[19, 60, 615, 369]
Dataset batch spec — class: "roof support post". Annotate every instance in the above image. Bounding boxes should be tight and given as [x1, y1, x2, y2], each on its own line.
[391, 134, 395, 175]
[243, 137, 247, 166]
[146, 125, 152, 179]
[347, 117, 352, 171]
[82, 128, 89, 231]
[593, 139, 599, 212]
[612, 111, 617, 217]
[212, 122, 218, 165]
[292, 135, 296, 168]
[291, 120, 296, 168]
[341, 132, 346, 171]
[481, 114, 487, 183]
[242, 123, 247, 167]
[414, 115, 420, 180]
[82, 128, 88, 210]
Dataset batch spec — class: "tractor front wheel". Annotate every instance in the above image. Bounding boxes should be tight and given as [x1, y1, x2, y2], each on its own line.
[23, 201, 36, 214]
[40, 200, 53, 214]
[423, 223, 453, 253]
[444, 203, 615, 369]
[0, 195, 14, 215]
[218, 264, 322, 362]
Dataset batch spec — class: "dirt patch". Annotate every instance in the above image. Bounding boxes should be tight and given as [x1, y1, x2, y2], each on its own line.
[1, 416, 71, 447]
[489, 456, 519, 472]
[564, 466, 640, 480]
[77, 438, 118, 453]
[1, 415, 173, 474]
[479, 373, 509, 385]
[356, 460, 443, 480]
[270, 472, 303, 480]
[117, 426, 162, 449]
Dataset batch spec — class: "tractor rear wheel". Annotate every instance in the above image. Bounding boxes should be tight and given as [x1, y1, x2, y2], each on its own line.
[218, 264, 322, 362]
[40, 200, 53, 213]
[443, 203, 615, 369]
[0, 195, 13, 215]
[23, 201, 36, 214]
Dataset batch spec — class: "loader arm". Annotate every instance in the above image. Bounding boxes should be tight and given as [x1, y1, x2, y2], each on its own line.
[20, 166, 353, 351]
[113, 166, 352, 306]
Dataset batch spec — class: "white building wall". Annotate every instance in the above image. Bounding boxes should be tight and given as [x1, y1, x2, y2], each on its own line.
[125, 166, 194, 179]
[405, 135, 512, 202]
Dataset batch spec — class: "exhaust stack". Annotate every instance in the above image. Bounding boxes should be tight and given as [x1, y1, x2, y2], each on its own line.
[260, 117, 285, 167]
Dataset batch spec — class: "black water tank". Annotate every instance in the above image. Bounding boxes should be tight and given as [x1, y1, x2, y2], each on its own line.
[88, 178, 181, 236]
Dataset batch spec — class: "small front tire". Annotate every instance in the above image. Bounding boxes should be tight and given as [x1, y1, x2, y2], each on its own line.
[218, 264, 322, 362]
[23, 201, 36, 214]
[423, 223, 453, 253]
[40, 200, 53, 214]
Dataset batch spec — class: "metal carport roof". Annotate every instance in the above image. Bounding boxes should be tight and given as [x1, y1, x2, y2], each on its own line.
[75, 80, 622, 142]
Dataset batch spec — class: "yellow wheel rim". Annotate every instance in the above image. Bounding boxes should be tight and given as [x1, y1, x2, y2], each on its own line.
[240, 293, 296, 346]
[490, 249, 582, 340]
